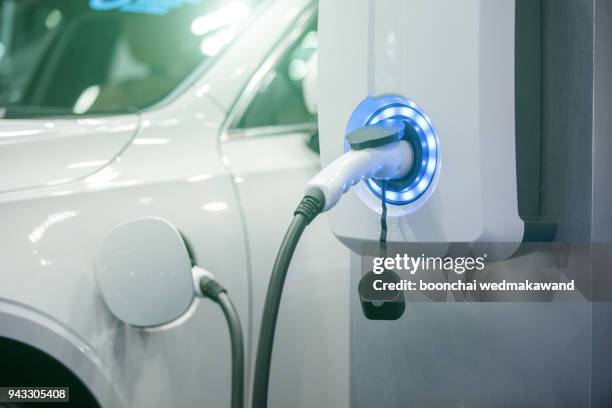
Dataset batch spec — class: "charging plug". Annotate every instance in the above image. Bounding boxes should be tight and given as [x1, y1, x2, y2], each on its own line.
[306, 126, 415, 212]
[192, 265, 216, 297]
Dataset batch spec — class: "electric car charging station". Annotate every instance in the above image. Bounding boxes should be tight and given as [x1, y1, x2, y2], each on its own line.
[0, 0, 611, 407]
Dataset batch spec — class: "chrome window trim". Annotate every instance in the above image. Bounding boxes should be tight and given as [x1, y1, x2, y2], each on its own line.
[220, 2, 318, 142]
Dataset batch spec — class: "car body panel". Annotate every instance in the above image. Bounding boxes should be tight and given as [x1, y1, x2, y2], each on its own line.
[0, 302, 123, 407]
[0, 0, 349, 407]
[0, 115, 138, 192]
[0, 95, 250, 407]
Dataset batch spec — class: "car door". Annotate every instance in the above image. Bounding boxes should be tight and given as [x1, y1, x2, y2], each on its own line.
[217, 10, 350, 408]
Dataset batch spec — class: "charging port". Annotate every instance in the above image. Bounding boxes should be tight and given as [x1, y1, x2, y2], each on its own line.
[346, 95, 440, 206]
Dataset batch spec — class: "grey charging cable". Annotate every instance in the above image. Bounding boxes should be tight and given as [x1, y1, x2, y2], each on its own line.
[194, 267, 244, 408]
[252, 126, 415, 408]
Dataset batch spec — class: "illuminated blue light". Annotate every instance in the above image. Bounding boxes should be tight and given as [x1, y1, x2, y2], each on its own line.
[346, 95, 440, 206]
[89, 0, 201, 15]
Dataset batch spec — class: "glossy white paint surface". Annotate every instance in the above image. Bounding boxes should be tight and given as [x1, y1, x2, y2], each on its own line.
[0, 116, 137, 192]
[0, 0, 348, 407]
[0, 94, 249, 407]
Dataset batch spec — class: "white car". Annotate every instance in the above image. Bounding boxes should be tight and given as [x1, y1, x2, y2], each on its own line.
[0, 0, 348, 407]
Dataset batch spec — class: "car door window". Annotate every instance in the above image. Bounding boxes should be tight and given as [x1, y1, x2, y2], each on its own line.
[0, 0, 260, 118]
[233, 19, 317, 130]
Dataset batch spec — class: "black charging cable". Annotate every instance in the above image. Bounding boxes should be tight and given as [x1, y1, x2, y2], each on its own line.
[200, 277, 245, 408]
[380, 180, 388, 257]
[252, 188, 325, 408]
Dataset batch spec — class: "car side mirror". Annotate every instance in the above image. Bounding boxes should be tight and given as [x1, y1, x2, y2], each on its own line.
[95, 217, 196, 327]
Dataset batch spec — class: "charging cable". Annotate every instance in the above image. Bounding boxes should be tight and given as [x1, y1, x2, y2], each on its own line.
[380, 180, 388, 256]
[252, 126, 414, 407]
[193, 266, 245, 408]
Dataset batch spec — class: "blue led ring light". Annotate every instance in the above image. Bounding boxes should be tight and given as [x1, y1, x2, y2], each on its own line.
[346, 95, 439, 205]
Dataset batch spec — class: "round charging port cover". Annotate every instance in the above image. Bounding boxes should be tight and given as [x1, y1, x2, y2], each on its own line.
[95, 217, 195, 327]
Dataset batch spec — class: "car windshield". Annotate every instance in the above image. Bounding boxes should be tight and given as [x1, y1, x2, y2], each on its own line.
[0, 0, 258, 118]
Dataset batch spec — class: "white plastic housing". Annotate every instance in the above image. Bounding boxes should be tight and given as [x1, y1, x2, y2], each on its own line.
[307, 140, 414, 211]
[318, 0, 524, 254]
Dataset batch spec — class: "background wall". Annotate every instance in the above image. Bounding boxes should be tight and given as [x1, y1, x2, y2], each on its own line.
[350, 0, 612, 406]
[591, 0, 612, 405]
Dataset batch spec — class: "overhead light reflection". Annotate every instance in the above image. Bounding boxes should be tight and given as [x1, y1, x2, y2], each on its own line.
[201, 202, 228, 212]
[77, 118, 105, 125]
[138, 197, 154, 205]
[46, 178, 71, 186]
[133, 138, 171, 145]
[0, 129, 43, 138]
[159, 118, 179, 126]
[45, 9, 62, 29]
[200, 27, 236, 56]
[288, 59, 308, 81]
[51, 191, 74, 197]
[86, 179, 141, 190]
[191, 2, 250, 36]
[187, 174, 212, 182]
[196, 84, 211, 97]
[73, 85, 101, 114]
[29, 210, 78, 243]
[67, 160, 107, 169]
